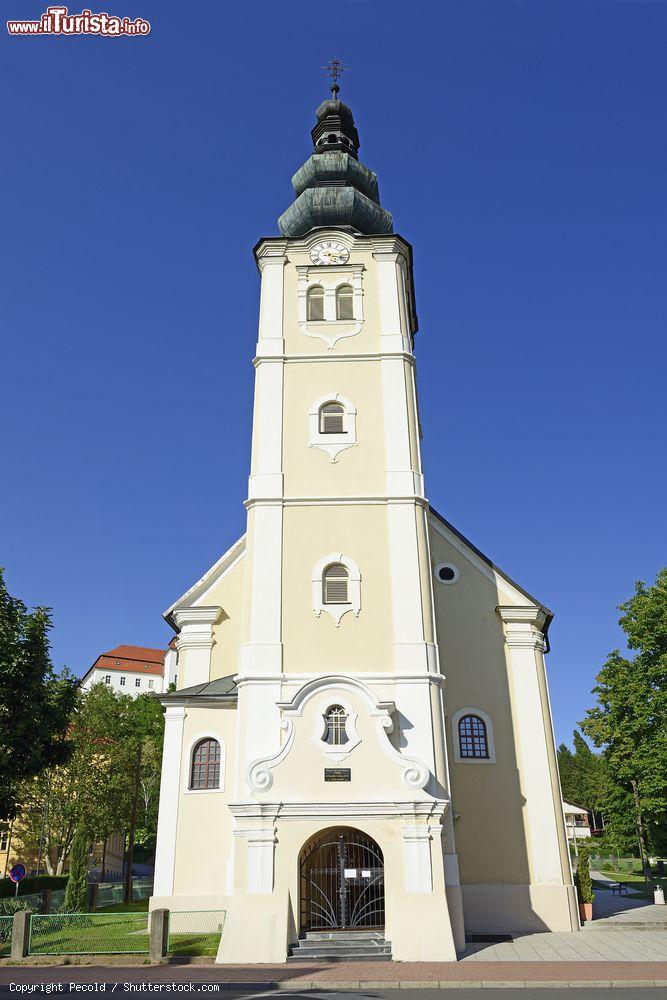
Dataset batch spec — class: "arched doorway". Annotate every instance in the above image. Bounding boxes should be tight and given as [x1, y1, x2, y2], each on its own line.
[299, 827, 385, 932]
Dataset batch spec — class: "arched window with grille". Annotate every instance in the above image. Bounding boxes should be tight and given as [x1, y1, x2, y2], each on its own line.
[457, 714, 489, 759]
[335, 284, 354, 321]
[307, 285, 325, 321]
[319, 401, 345, 435]
[190, 737, 222, 789]
[323, 705, 349, 746]
[323, 563, 349, 605]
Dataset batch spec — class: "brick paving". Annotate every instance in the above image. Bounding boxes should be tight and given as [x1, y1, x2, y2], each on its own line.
[460, 931, 667, 962]
[2, 961, 667, 987]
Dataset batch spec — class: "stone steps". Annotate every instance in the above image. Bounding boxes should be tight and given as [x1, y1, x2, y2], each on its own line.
[288, 930, 392, 962]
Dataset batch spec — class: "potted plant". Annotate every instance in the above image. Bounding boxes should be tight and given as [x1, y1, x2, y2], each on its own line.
[574, 841, 594, 922]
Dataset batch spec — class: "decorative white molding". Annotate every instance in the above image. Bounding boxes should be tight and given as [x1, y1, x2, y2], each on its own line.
[451, 707, 496, 765]
[229, 799, 448, 820]
[182, 731, 226, 793]
[246, 718, 295, 792]
[308, 393, 358, 462]
[310, 695, 361, 763]
[497, 606, 548, 650]
[311, 552, 361, 627]
[277, 674, 430, 791]
[296, 264, 364, 349]
[173, 606, 223, 688]
[230, 804, 280, 895]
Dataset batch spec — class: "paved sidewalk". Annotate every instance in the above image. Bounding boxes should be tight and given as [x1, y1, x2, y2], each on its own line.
[460, 931, 667, 962]
[2, 961, 667, 987]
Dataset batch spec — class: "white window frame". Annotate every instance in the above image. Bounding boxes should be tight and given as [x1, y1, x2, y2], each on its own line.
[451, 707, 496, 764]
[296, 264, 364, 349]
[309, 393, 357, 462]
[182, 732, 225, 794]
[119, 676, 126, 687]
[311, 695, 361, 763]
[104, 675, 111, 684]
[312, 552, 361, 627]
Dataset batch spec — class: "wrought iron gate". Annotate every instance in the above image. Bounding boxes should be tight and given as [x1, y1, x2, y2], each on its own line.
[300, 828, 385, 931]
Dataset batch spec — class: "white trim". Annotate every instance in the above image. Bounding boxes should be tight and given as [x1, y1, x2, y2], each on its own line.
[163, 535, 246, 618]
[182, 731, 225, 794]
[153, 706, 185, 897]
[308, 393, 358, 463]
[246, 719, 295, 792]
[428, 512, 538, 610]
[310, 695, 361, 763]
[276, 674, 430, 790]
[229, 799, 448, 820]
[297, 265, 364, 349]
[451, 707, 496, 765]
[311, 552, 361, 626]
[434, 562, 460, 585]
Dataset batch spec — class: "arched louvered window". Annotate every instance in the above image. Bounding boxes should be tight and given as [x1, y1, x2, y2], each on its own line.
[324, 705, 349, 746]
[322, 563, 349, 605]
[458, 715, 489, 759]
[336, 284, 354, 321]
[190, 738, 221, 789]
[319, 402, 345, 434]
[307, 285, 325, 321]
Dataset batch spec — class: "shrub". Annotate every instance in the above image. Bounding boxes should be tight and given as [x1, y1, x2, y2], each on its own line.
[575, 842, 594, 904]
[0, 875, 67, 899]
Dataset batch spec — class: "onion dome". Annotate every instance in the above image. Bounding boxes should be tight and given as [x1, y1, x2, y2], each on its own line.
[278, 86, 393, 238]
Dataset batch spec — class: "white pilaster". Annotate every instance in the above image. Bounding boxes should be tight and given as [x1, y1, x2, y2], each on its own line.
[373, 250, 412, 353]
[153, 706, 186, 896]
[255, 251, 286, 356]
[498, 606, 564, 885]
[403, 823, 433, 893]
[248, 359, 284, 500]
[173, 607, 222, 688]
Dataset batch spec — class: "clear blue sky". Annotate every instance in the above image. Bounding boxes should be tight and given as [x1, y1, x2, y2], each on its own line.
[2, 0, 665, 745]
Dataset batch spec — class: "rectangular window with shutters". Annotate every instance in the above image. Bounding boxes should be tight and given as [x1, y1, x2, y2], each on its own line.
[323, 564, 350, 604]
[319, 403, 345, 434]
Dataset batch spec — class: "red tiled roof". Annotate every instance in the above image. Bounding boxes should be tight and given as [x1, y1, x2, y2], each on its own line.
[91, 645, 166, 677]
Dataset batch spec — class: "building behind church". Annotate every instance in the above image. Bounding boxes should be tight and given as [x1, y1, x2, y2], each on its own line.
[151, 83, 578, 963]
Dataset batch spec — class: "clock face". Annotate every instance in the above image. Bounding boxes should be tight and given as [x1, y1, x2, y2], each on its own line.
[310, 240, 350, 266]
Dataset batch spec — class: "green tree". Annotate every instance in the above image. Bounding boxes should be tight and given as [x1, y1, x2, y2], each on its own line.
[0, 570, 78, 820]
[14, 685, 164, 875]
[582, 569, 667, 865]
[63, 823, 90, 912]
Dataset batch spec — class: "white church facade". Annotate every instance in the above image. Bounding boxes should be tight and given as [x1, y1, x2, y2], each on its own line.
[151, 86, 579, 963]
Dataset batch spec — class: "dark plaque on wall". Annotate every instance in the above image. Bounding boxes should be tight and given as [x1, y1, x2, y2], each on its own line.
[324, 767, 351, 782]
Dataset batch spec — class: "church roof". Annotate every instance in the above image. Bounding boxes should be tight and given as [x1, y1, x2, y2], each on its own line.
[160, 674, 238, 703]
[278, 86, 393, 238]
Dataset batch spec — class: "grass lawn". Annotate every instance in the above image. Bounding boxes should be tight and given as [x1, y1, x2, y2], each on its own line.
[30, 913, 150, 955]
[592, 870, 667, 899]
[98, 899, 149, 913]
[28, 904, 222, 958]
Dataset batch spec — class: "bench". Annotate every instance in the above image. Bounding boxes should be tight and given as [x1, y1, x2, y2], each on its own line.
[610, 882, 629, 896]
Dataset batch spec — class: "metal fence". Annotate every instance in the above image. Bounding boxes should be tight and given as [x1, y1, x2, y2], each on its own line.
[96, 879, 153, 909]
[167, 910, 225, 957]
[29, 912, 150, 955]
[0, 916, 12, 957]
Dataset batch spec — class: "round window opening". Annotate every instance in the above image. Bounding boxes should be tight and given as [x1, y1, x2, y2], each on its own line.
[435, 563, 459, 584]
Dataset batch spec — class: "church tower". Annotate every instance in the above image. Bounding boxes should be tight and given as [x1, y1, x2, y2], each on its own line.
[152, 80, 578, 965]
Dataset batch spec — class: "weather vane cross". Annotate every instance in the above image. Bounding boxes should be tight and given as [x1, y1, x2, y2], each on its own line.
[323, 56, 348, 95]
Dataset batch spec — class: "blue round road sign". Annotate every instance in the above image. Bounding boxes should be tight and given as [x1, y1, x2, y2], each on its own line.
[9, 864, 26, 883]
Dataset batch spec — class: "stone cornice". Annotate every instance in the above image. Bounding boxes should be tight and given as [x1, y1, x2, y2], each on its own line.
[497, 606, 548, 650]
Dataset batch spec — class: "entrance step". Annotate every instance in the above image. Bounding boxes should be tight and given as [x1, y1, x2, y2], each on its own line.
[288, 930, 392, 962]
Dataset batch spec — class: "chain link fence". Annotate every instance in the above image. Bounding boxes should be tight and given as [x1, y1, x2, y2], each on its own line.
[167, 910, 225, 957]
[29, 912, 150, 955]
[0, 916, 12, 957]
[96, 878, 153, 909]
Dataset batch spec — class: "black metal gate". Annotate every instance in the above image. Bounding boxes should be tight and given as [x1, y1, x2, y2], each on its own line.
[299, 828, 385, 931]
